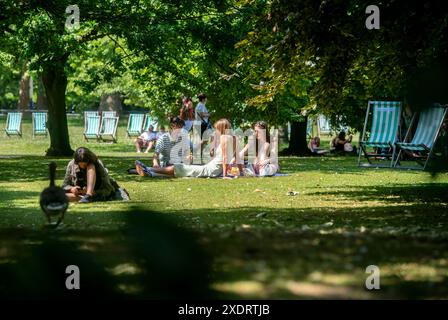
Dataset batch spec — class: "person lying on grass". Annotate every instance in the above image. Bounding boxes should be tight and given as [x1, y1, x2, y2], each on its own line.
[238, 121, 279, 177]
[135, 118, 241, 179]
[62, 147, 122, 203]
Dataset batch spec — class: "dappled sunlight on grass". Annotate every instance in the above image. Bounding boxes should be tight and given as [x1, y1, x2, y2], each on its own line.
[1, 120, 448, 298]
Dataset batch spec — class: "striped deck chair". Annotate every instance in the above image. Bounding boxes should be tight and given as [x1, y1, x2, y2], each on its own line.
[84, 111, 99, 132]
[102, 111, 117, 118]
[32, 112, 48, 138]
[358, 101, 402, 167]
[5, 112, 23, 137]
[394, 104, 447, 170]
[127, 113, 145, 138]
[100, 116, 119, 143]
[143, 114, 158, 131]
[84, 115, 101, 141]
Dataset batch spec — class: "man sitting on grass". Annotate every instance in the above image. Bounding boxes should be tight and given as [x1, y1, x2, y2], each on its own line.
[134, 116, 190, 177]
[135, 125, 158, 153]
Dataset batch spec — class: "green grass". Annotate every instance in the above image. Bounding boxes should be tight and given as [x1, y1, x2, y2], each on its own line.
[1, 116, 448, 299]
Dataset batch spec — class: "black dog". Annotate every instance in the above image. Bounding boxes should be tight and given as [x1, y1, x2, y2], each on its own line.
[40, 162, 68, 227]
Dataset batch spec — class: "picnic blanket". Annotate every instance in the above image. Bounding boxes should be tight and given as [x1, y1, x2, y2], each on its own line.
[126, 168, 288, 178]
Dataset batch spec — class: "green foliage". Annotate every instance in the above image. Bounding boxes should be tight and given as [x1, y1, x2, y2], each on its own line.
[0, 52, 20, 108]
[234, 0, 448, 130]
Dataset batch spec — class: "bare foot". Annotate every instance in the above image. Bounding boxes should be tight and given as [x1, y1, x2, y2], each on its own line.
[135, 164, 146, 177]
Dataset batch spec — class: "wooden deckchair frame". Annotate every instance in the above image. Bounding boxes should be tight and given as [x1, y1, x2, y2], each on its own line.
[394, 104, 447, 170]
[358, 101, 402, 168]
[83, 115, 101, 142]
[32, 112, 48, 138]
[100, 116, 119, 143]
[127, 113, 145, 138]
[143, 114, 158, 132]
[5, 112, 23, 137]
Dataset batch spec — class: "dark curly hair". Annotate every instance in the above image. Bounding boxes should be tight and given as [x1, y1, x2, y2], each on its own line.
[73, 147, 98, 165]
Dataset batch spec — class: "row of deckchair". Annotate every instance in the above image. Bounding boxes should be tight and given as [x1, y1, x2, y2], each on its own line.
[358, 101, 447, 170]
[4, 112, 48, 138]
[83, 112, 157, 143]
[83, 111, 120, 143]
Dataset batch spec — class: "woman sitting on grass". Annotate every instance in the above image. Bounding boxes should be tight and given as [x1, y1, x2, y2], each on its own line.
[239, 121, 279, 176]
[331, 131, 356, 154]
[62, 147, 121, 203]
[136, 118, 236, 179]
[309, 136, 329, 155]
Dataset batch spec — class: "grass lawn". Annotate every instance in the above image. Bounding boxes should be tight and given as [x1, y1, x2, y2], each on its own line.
[1, 116, 448, 299]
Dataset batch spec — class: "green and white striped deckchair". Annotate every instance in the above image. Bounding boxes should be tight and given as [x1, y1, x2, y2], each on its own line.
[143, 114, 158, 131]
[100, 116, 119, 143]
[32, 112, 48, 138]
[394, 104, 447, 170]
[5, 112, 23, 137]
[127, 113, 145, 138]
[84, 111, 99, 131]
[102, 111, 117, 118]
[358, 101, 402, 167]
[83, 115, 101, 141]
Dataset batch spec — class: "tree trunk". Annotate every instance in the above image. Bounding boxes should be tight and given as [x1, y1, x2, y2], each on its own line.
[42, 61, 73, 156]
[37, 74, 47, 110]
[281, 116, 311, 156]
[99, 92, 123, 114]
[18, 65, 31, 110]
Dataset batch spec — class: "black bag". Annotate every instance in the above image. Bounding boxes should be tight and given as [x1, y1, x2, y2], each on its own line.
[200, 118, 212, 134]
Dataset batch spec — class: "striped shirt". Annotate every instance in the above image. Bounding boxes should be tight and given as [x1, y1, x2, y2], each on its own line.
[155, 130, 190, 166]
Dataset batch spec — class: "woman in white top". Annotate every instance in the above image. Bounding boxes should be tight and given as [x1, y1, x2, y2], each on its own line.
[136, 118, 235, 178]
[239, 121, 279, 176]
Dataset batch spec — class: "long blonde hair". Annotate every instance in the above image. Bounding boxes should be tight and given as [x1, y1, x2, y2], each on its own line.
[214, 118, 231, 136]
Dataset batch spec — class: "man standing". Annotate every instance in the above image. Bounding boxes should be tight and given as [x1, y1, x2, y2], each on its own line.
[195, 93, 211, 134]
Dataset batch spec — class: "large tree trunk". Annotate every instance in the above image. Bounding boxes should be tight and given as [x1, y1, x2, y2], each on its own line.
[36, 74, 47, 110]
[281, 116, 311, 156]
[42, 61, 73, 156]
[18, 64, 31, 110]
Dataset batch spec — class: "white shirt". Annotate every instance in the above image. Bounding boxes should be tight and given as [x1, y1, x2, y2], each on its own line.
[195, 102, 209, 122]
[139, 131, 157, 142]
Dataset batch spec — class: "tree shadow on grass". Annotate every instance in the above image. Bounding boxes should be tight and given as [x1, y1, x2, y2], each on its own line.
[0, 187, 39, 203]
[0, 155, 139, 183]
[205, 230, 448, 299]
[0, 156, 71, 183]
[309, 183, 448, 204]
[1, 202, 447, 299]
[164, 206, 448, 299]
[0, 208, 214, 299]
